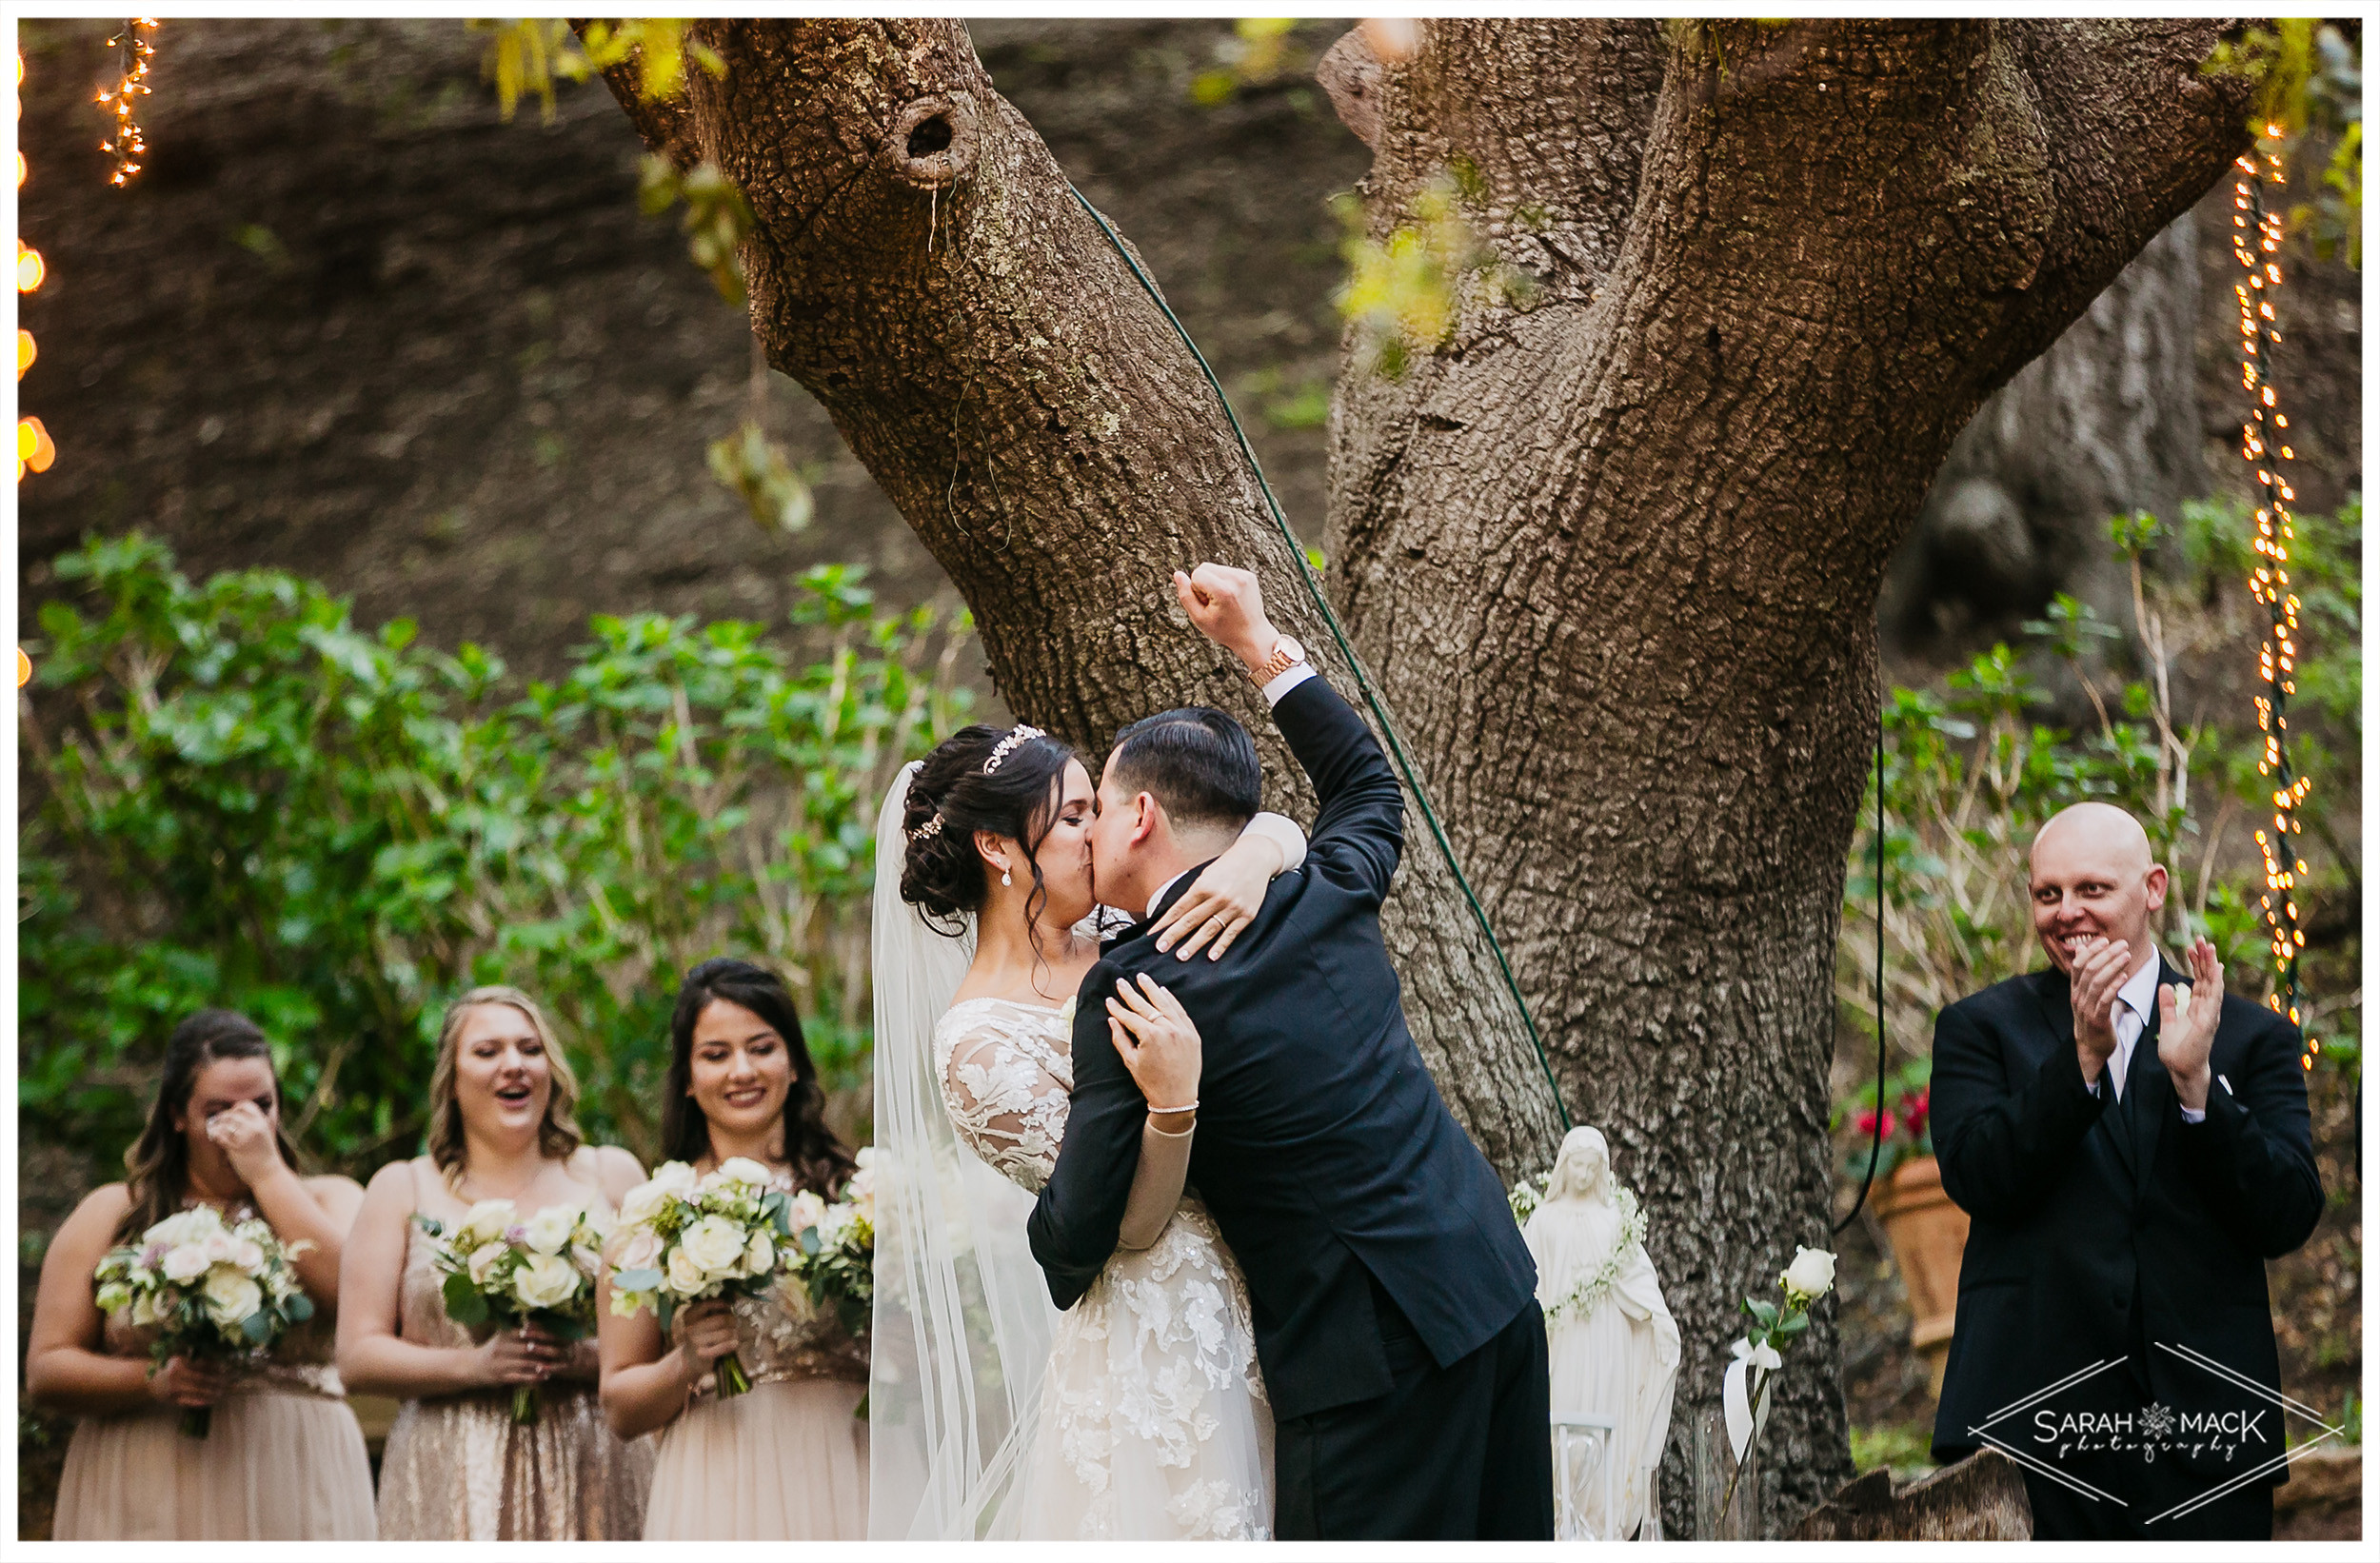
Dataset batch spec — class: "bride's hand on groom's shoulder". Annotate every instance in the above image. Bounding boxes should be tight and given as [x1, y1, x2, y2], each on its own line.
[1155, 835, 1281, 961]
[1173, 563, 1277, 672]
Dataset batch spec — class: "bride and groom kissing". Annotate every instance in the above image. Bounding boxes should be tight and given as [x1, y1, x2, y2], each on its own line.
[867, 564, 1553, 1540]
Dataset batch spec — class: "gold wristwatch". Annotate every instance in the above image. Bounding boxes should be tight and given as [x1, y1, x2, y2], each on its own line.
[1251, 634, 1306, 684]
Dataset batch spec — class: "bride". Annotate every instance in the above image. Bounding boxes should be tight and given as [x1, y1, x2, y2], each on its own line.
[866, 721, 1300, 1539]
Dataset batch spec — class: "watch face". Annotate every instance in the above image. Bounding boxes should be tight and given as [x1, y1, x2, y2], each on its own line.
[1278, 637, 1304, 663]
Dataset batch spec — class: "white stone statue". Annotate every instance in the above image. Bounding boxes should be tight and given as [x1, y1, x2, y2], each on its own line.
[1524, 1125, 1679, 1540]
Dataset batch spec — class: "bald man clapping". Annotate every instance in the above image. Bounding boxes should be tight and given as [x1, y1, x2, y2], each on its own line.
[1924, 802, 2321, 1541]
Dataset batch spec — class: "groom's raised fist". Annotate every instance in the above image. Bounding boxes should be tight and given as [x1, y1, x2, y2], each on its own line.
[1174, 564, 1278, 673]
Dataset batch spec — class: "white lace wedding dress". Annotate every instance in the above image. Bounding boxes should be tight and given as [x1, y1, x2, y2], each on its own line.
[936, 995, 1273, 1540]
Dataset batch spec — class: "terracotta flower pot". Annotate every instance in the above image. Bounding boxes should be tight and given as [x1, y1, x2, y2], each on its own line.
[1870, 1155, 1970, 1398]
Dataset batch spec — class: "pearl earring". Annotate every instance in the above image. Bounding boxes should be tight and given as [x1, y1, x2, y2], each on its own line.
[1002, 869, 1013, 886]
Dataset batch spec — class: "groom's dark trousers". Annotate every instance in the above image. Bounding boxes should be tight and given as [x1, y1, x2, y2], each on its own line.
[1028, 672, 1554, 1539]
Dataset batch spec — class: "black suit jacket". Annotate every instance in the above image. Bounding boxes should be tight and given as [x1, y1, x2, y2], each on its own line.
[1928, 960, 2322, 1479]
[1025, 675, 1538, 1421]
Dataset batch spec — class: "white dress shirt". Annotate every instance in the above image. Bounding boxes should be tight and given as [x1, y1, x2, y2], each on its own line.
[2094, 953, 2204, 1123]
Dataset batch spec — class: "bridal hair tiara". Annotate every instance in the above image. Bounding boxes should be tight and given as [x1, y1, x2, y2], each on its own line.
[907, 725, 1048, 842]
[982, 724, 1045, 775]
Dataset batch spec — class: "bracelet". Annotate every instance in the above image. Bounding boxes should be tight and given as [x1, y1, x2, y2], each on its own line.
[1149, 1100, 1199, 1115]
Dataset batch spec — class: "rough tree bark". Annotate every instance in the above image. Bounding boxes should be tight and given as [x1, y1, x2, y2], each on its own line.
[1884, 212, 2206, 658]
[594, 17, 2254, 1534]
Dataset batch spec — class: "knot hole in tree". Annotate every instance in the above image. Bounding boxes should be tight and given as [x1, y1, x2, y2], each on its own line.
[886, 95, 976, 190]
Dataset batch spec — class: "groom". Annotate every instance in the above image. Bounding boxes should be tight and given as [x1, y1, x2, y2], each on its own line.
[1026, 564, 1553, 1539]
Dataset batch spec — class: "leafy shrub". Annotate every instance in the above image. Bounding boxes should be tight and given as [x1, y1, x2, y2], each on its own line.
[19, 534, 973, 1182]
[1835, 496, 2361, 1099]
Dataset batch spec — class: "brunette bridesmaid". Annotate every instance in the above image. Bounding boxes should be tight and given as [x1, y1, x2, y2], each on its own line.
[338, 984, 654, 1539]
[27, 1010, 374, 1539]
[599, 959, 870, 1540]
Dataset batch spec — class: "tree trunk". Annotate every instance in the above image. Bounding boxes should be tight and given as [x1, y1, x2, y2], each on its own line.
[590, 19, 1569, 1179]
[1884, 211, 2207, 660]
[595, 17, 2253, 1535]
[1319, 18, 2251, 1533]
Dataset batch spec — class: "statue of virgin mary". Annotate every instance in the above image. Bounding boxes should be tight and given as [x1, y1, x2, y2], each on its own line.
[1523, 1125, 1679, 1540]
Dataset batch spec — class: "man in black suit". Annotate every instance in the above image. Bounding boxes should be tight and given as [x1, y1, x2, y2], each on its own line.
[1929, 801, 2323, 1538]
[1025, 563, 1552, 1540]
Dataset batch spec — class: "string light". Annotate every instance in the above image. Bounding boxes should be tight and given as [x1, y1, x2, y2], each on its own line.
[15, 49, 54, 482]
[98, 19, 157, 187]
[2233, 126, 2314, 1070]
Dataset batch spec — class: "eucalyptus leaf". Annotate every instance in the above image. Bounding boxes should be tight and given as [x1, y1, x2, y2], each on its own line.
[443, 1273, 491, 1327]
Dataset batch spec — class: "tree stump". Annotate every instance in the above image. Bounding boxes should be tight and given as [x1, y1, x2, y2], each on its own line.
[1792, 1450, 2033, 1541]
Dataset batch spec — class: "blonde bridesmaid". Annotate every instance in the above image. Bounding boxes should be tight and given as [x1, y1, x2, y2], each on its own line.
[27, 1010, 374, 1539]
[338, 985, 654, 1539]
[599, 959, 870, 1540]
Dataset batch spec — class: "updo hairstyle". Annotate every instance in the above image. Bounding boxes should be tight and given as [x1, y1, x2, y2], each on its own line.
[899, 723, 1077, 938]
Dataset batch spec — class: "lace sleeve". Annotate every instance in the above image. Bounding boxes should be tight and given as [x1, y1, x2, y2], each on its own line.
[939, 1010, 1073, 1193]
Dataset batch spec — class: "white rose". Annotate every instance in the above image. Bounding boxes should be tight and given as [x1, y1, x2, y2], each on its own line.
[202, 1264, 264, 1328]
[455, 1199, 519, 1247]
[616, 1180, 671, 1229]
[522, 1205, 582, 1256]
[160, 1244, 210, 1283]
[129, 1289, 168, 1328]
[649, 1161, 701, 1198]
[200, 1229, 240, 1265]
[467, 1241, 509, 1286]
[512, 1252, 584, 1312]
[786, 1192, 829, 1235]
[145, 1208, 216, 1248]
[615, 1228, 663, 1273]
[1781, 1246, 1836, 1301]
[680, 1215, 750, 1276]
[665, 1244, 708, 1296]
[711, 1157, 773, 1189]
[229, 1237, 267, 1274]
[579, 1204, 615, 1243]
[744, 1230, 775, 1276]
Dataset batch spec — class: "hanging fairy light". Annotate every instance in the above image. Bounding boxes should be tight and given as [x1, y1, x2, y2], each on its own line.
[98, 19, 157, 187]
[16, 49, 54, 482]
[2231, 125, 2314, 1070]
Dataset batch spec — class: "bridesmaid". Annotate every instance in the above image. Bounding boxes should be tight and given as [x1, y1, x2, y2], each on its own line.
[599, 958, 871, 1540]
[27, 1009, 374, 1539]
[338, 984, 654, 1539]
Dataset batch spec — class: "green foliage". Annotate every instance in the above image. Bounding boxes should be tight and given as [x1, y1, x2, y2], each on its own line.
[707, 419, 818, 533]
[20, 536, 973, 1184]
[2204, 20, 2362, 268]
[469, 18, 724, 124]
[1191, 18, 1302, 106]
[1849, 1421, 1937, 1480]
[1333, 174, 1541, 382]
[1839, 498, 2361, 1083]
[639, 154, 755, 307]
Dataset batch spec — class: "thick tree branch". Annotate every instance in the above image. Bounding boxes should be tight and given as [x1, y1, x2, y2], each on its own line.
[602, 17, 1565, 1177]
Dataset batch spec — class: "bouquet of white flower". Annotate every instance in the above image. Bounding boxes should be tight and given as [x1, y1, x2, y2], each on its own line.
[780, 1147, 876, 1338]
[92, 1204, 316, 1437]
[607, 1157, 795, 1397]
[411, 1199, 609, 1425]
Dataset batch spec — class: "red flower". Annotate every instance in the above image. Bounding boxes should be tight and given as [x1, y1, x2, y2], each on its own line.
[1854, 1106, 1898, 1141]
[1898, 1087, 1931, 1138]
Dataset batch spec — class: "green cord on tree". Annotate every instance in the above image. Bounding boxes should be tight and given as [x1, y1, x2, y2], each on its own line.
[1067, 182, 1571, 1137]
